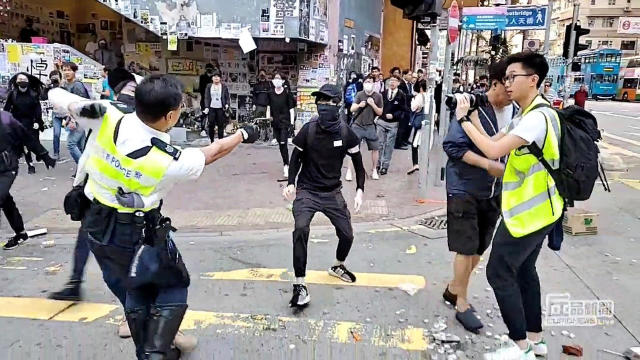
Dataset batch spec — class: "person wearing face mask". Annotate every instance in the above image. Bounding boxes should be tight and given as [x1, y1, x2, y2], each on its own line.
[251, 69, 271, 118]
[61, 62, 90, 167]
[4, 73, 45, 174]
[45, 70, 65, 160]
[376, 75, 408, 175]
[93, 39, 117, 69]
[343, 71, 363, 125]
[267, 73, 297, 178]
[203, 71, 231, 143]
[345, 74, 383, 182]
[198, 64, 215, 110]
[283, 84, 365, 308]
[47, 76, 258, 359]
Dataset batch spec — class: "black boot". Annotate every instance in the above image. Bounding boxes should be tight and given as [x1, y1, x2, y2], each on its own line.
[125, 306, 149, 360]
[144, 304, 187, 360]
[48, 280, 82, 301]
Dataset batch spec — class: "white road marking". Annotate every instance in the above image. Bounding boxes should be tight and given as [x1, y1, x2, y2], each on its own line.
[602, 132, 640, 147]
[592, 111, 638, 120]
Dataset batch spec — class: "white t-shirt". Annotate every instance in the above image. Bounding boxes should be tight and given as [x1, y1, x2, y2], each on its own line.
[76, 110, 205, 209]
[502, 108, 547, 148]
[210, 84, 223, 109]
[493, 103, 514, 131]
[85, 41, 98, 56]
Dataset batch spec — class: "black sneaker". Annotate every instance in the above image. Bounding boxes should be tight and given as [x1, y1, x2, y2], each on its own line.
[48, 281, 82, 301]
[3, 233, 27, 250]
[289, 284, 310, 308]
[28, 165, 36, 174]
[329, 264, 357, 283]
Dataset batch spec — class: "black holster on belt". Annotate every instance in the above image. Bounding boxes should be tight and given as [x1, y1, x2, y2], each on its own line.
[127, 214, 190, 290]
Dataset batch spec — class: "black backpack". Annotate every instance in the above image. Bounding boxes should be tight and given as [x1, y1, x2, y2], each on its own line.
[527, 104, 610, 207]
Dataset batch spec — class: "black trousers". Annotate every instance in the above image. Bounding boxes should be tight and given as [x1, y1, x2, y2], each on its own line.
[208, 108, 227, 142]
[23, 129, 40, 165]
[395, 112, 411, 148]
[0, 171, 25, 235]
[273, 125, 289, 165]
[487, 219, 556, 341]
[292, 189, 354, 278]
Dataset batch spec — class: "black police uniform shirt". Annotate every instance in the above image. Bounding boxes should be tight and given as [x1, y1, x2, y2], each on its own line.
[268, 90, 296, 128]
[292, 121, 360, 193]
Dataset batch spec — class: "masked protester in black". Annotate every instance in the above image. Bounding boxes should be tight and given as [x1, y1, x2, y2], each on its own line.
[198, 64, 214, 110]
[0, 110, 55, 250]
[4, 72, 45, 174]
[282, 84, 366, 308]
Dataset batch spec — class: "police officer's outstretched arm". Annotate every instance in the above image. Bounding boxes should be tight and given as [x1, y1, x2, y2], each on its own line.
[200, 125, 258, 165]
[47, 88, 107, 132]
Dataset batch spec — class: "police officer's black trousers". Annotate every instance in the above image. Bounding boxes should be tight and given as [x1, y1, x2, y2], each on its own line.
[83, 204, 188, 359]
[292, 189, 354, 278]
[0, 171, 25, 235]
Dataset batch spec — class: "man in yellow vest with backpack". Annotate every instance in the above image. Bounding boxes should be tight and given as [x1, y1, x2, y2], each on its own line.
[455, 52, 563, 359]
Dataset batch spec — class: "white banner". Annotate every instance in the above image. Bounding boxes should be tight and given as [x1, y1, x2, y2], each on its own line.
[618, 17, 640, 34]
[269, 0, 299, 37]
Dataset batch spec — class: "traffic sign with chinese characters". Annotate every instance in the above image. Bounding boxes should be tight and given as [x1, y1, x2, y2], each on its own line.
[506, 6, 548, 29]
[461, 7, 507, 30]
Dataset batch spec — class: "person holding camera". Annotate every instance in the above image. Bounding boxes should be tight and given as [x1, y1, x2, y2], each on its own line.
[456, 52, 560, 358]
[376, 75, 407, 175]
[442, 60, 516, 334]
[345, 74, 383, 181]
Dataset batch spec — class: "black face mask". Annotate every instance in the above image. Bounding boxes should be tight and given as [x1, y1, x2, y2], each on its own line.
[317, 103, 341, 134]
[16, 81, 29, 89]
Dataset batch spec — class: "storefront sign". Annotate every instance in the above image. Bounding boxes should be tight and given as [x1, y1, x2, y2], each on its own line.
[167, 58, 197, 75]
[344, 18, 355, 29]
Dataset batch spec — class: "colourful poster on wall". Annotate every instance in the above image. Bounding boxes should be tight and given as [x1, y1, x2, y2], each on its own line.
[7, 44, 21, 63]
[168, 35, 178, 51]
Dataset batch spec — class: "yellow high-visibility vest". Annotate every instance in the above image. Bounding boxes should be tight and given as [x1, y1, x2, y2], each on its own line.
[502, 96, 564, 237]
[85, 108, 173, 212]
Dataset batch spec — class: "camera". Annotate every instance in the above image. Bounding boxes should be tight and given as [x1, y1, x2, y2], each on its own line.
[445, 93, 489, 111]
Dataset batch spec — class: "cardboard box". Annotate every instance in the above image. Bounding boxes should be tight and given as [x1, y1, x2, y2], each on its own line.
[563, 208, 598, 236]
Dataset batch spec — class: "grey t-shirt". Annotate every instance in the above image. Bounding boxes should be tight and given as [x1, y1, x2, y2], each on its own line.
[353, 91, 383, 127]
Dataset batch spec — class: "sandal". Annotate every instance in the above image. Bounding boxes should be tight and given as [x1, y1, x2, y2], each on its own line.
[443, 285, 476, 312]
[455, 308, 483, 334]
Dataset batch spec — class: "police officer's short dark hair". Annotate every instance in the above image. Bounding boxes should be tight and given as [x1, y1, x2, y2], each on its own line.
[488, 60, 507, 85]
[135, 75, 184, 123]
[505, 51, 549, 88]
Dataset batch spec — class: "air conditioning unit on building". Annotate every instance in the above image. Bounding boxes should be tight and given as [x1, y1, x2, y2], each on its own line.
[624, 6, 632, 11]
[525, 39, 541, 52]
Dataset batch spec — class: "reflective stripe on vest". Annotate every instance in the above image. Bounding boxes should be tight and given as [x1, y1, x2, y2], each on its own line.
[501, 96, 564, 238]
[85, 107, 173, 212]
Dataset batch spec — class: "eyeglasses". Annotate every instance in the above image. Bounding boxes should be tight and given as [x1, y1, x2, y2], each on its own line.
[502, 73, 534, 84]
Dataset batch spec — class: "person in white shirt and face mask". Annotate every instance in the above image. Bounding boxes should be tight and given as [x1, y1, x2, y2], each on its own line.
[267, 73, 297, 178]
[346, 75, 384, 181]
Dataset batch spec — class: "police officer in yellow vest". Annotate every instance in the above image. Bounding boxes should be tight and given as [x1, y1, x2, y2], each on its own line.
[454, 52, 561, 359]
[48, 75, 258, 360]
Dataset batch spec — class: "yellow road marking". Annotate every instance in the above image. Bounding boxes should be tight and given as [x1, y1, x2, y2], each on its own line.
[51, 302, 119, 322]
[620, 179, 640, 191]
[200, 268, 426, 289]
[0, 297, 73, 320]
[6, 257, 43, 261]
[600, 141, 640, 159]
[367, 225, 423, 234]
[0, 297, 430, 351]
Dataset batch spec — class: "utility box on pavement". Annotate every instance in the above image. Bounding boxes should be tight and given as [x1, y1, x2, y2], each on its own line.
[563, 208, 599, 236]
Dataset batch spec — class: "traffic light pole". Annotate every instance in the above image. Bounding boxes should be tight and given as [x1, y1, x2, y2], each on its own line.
[563, 1, 580, 103]
[543, 0, 553, 55]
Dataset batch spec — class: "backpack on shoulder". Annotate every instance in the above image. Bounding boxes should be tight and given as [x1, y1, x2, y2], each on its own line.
[345, 83, 357, 104]
[528, 104, 610, 208]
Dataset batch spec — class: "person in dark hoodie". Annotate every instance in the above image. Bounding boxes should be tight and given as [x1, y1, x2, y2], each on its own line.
[4, 73, 45, 174]
[343, 71, 363, 125]
[251, 69, 272, 118]
[198, 63, 214, 110]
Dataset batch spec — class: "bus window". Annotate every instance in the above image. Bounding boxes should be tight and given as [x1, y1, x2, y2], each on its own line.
[592, 74, 604, 83]
[623, 78, 639, 89]
[605, 53, 614, 62]
[616, 54, 621, 62]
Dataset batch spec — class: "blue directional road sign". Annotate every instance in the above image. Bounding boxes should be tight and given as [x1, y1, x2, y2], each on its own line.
[462, 14, 507, 30]
[506, 6, 548, 30]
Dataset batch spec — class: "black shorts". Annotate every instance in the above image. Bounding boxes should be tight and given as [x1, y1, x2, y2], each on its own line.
[447, 194, 501, 256]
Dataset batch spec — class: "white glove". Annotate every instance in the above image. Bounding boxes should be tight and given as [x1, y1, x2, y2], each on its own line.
[33, 123, 39, 130]
[282, 184, 296, 201]
[203, 108, 209, 115]
[354, 189, 364, 213]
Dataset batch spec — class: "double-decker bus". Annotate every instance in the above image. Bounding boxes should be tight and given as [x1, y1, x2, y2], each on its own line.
[576, 48, 621, 99]
[546, 57, 566, 95]
[617, 55, 640, 101]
